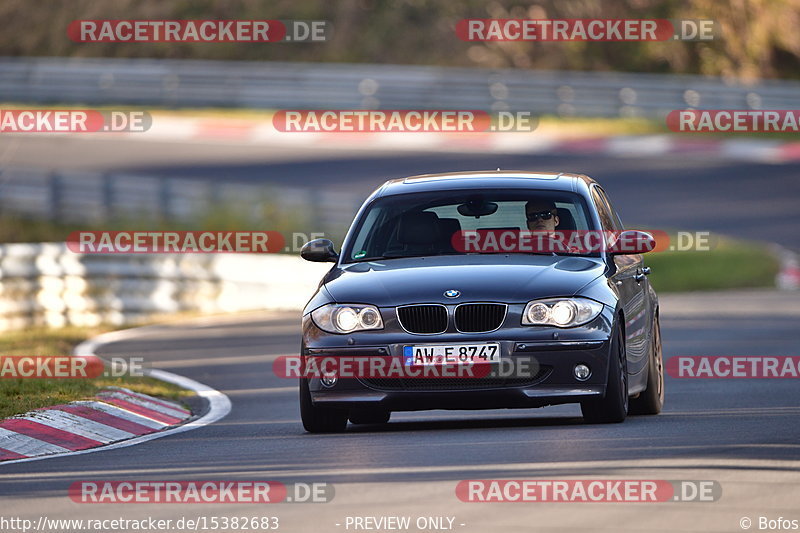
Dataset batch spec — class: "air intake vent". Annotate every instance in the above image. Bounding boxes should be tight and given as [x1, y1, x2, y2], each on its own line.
[455, 303, 506, 333]
[397, 305, 448, 334]
[360, 367, 552, 391]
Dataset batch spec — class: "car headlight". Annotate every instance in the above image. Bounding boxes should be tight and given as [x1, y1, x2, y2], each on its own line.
[311, 303, 384, 334]
[522, 298, 603, 328]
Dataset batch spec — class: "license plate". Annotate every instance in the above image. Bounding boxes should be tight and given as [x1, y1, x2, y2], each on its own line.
[403, 343, 501, 366]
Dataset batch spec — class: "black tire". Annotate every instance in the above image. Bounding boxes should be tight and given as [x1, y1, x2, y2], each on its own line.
[299, 379, 348, 433]
[629, 314, 664, 415]
[348, 409, 391, 425]
[581, 322, 628, 424]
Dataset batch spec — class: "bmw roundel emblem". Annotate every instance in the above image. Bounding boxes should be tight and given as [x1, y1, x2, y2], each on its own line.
[444, 289, 461, 298]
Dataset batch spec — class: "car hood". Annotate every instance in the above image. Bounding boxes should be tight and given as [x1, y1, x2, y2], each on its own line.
[323, 254, 606, 307]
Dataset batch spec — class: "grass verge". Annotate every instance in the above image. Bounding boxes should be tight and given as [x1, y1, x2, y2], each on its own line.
[0, 202, 315, 245]
[0, 326, 192, 419]
[645, 237, 780, 292]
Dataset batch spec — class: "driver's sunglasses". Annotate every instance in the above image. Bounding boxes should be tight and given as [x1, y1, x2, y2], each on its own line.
[526, 210, 555, 222]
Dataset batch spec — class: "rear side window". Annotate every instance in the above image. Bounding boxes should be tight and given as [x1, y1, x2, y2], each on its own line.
[595, 187, 625, 230]
[591, 186, 620, 231]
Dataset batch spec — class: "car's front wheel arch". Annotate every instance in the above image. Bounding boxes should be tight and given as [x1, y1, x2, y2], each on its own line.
[580, 311, 628, 424]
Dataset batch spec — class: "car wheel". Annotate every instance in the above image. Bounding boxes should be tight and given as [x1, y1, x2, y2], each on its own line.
[629, 313, 664, 415]
[299, 378, 348, 433]
[348, 409, 391, 425]
[581, 322, 628, 424]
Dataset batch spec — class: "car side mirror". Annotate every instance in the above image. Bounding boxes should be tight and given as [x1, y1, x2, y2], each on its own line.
[300, 239, 339, 263]
[607, 230, 656, 255]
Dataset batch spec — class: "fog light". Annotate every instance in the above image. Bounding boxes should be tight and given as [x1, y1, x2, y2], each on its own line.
[321, 373, 338, 387]
[573, 364, 591, 381]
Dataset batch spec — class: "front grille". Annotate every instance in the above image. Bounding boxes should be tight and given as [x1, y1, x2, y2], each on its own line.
[397, 304, 448, 334]
[455, 303, 506, 333]
[360, 367, 552, 391]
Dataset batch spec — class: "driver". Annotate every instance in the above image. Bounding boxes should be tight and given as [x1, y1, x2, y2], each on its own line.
[525, 200, 560, 232]
[524, 199, 582, 253]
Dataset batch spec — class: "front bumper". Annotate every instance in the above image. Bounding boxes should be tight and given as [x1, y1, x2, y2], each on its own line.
[301, 305, 614, 411]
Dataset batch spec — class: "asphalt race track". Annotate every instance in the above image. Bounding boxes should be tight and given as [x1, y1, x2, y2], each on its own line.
[1, 296, 798, 531]
[1, 138, 799, 531]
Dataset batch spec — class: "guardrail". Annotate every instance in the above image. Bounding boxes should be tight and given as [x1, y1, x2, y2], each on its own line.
[0, 165, 365, 235]
[0, 242, 330, 331]
[3, 57, 800, 117]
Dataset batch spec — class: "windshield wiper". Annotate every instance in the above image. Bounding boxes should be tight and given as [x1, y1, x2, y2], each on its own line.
[352, 252, 454, 262]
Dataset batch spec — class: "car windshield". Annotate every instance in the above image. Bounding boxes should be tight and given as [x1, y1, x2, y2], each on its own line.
[343, 189, 597, 262]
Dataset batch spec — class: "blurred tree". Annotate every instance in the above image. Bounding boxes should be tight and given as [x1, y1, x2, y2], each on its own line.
[0, 0, 797, 80]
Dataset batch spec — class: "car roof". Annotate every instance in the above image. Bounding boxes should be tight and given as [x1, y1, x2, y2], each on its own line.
[371, 170, 597, 198]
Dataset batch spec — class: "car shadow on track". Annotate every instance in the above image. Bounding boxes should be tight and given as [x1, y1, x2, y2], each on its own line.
[344, 415, 592, 433]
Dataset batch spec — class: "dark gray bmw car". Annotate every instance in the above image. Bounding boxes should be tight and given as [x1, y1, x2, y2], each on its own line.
[298, 171, 664, 432]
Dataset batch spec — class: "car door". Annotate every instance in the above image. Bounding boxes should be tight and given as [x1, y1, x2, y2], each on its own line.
[592, 185, 650, 376]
